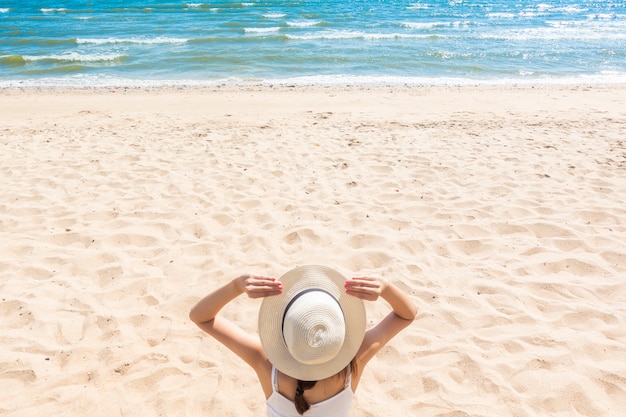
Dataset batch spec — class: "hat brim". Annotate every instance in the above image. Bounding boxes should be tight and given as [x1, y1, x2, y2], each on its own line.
[258, 265, 366, 381]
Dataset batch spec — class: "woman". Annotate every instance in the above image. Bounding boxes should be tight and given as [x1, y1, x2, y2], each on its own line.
[189, 265, 417, 416]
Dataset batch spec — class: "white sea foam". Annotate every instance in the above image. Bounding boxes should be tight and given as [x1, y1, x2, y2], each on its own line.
[41, 8, 67, 13]
[229, 71, 626, 86]
[76, 37, 188, 45]
[4, 71, 626, 89]
[487, 13, 516, 19]
[0, 8, 10, 13]
[244, 27, 281, 34]
[451, 20, 473, 27]
[546, 19, 626, 31]
[587, 13, 616, 20]
[407, 4, 430, 10]
[263, 13, 286, 19]
[480, 27, 626, 41]
[537, 4, 553, 12]
[545, 20, 579, 27]
[287, 30, 432, 41]
[401, 21, 451, 30]
[22, 53, 126, 63]
[286, 20, 321, 28]
[555, 6, 588, 14]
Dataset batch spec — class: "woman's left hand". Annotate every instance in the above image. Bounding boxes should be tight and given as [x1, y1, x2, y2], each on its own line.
[236, 274, 283, 299]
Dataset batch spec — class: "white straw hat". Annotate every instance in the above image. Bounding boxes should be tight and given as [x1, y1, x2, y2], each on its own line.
[258, 265, 366, 381]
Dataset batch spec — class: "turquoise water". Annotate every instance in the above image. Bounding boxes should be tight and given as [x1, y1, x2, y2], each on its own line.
[1, 0, 625, 86]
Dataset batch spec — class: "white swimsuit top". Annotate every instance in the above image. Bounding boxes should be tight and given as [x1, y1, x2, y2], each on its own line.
[266, 365, 354, 417]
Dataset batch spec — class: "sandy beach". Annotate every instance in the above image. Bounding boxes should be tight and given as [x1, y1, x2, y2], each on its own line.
[1, 85, 625, 417]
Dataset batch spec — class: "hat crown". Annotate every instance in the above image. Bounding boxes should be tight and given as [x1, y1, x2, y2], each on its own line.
[282, 290, 346, 366]
[258, 265, 365, 381]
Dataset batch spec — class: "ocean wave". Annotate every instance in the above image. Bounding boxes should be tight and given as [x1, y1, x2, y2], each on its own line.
[584, 13, 613, 19]
[287, 30, 435, 41]
[20, 65, 90, 75]
[244, 27, 281, 34]
[400, 22, 449, 30]
[21, 53, 127, 64]
[263, 13, 286, 19]
[40, 8, 67, 13]
[286, 20, 322, 28]
[407, 3, 429, 10]
[487, 13, 517, 19]
[553, 6, 589, 13]
[0, 55, 26, 66]
[523, 3, 589, 15]
[4, 72, 626, 89]
[11, 38, 77, 47]
[76, 37, 188, 45]
[0, 8, 10, 13]
[400, 21, 472, 30]
[546, 19, 626, 32]
[479, 26, 626, 41]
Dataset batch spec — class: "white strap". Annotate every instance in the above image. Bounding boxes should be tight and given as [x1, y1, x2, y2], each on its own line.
[344, 363, 352, 389]
[272, 365, 279, 391]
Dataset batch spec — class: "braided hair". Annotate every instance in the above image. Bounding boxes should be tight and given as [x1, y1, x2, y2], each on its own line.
[294, 380, 316, 415]
[292, 360, 356, 415]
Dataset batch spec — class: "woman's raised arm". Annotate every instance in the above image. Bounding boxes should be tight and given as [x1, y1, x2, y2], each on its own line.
[346, 276, 418, 372]
[189, 274, 282, 370]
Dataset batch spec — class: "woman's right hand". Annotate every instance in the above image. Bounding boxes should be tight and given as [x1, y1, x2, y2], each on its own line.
[344, 276, 387, 301]
[236, 274, 283, 299]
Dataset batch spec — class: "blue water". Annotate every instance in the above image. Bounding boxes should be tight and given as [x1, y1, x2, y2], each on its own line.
[1, 0, 625, 86]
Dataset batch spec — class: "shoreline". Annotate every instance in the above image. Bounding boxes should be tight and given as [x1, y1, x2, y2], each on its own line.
[4, 82, 626, 92]
[2, 73, 626, 90]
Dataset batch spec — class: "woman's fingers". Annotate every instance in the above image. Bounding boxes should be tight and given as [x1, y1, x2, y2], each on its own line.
[244, 275, 282, 298]
[345, 276, 383, 301]
[349, 276, 381, 287]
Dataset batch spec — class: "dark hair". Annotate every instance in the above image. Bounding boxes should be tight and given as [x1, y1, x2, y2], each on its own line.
[294, 379, 316, 415]
[293, 359, 357, 415]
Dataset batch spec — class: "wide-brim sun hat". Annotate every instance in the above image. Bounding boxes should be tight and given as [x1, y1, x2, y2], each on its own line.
[258, 265, 366, 381]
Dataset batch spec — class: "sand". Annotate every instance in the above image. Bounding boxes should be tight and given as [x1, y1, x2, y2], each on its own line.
[1, 85, 625, 417]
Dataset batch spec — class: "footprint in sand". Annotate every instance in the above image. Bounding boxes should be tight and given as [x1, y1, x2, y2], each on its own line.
[0, 370, 37, 395]
[1, 299, 34, 328]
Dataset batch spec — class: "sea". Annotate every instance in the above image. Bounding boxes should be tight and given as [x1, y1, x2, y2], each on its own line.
[1, 0, 626, 87]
